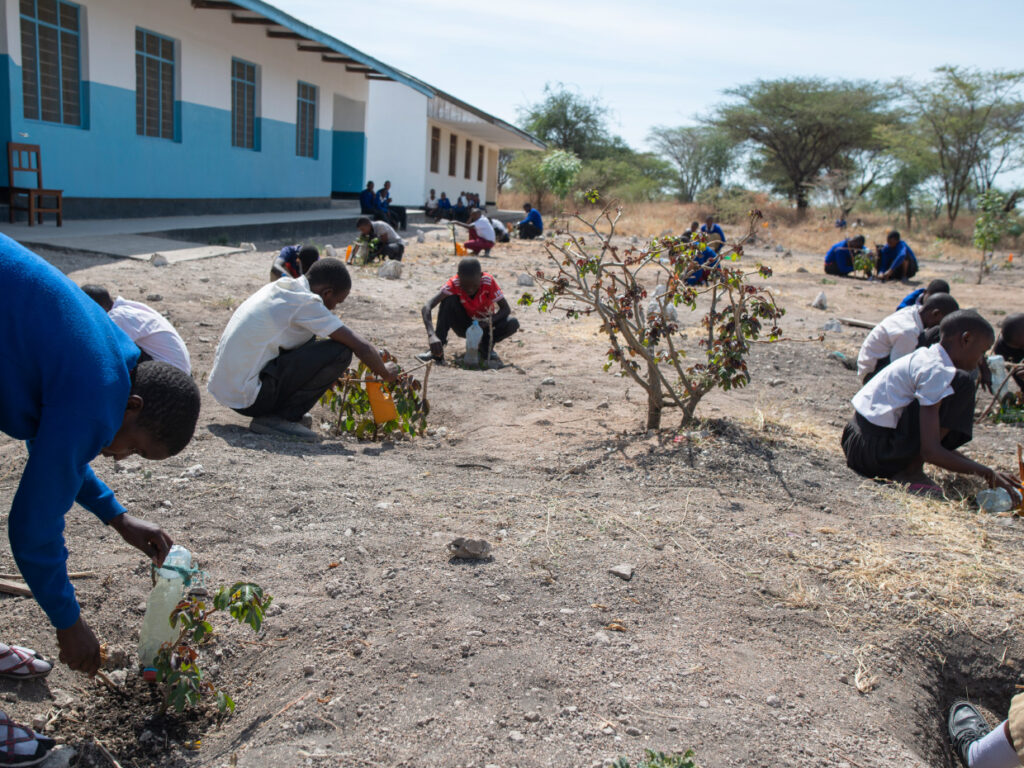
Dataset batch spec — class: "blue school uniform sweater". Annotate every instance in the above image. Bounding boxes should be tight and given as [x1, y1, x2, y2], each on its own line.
[519, 208, 543, 233]
[359, 188, 377, 211]
[686, 247, 720, 285]
[878, 241, 916, 274]
[0, 235, 139, 629]
[700, 223, 726, 243]
[825, 239, 856, 275]
[897, 287, 925, 310]
[377, 190, 390, 213]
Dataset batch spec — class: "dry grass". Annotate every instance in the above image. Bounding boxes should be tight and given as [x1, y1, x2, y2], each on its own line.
[496, 193, 1021, 265]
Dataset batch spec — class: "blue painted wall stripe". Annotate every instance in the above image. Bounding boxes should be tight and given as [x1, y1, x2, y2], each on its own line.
[0, 55, 367, 200]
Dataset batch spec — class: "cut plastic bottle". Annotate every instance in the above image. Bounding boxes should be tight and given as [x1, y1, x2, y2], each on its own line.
[465, 320, 483, 367]
[137, 545, 192, 668]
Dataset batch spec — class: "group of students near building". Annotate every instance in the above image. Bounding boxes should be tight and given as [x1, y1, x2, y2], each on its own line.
[423, 190, 483, 223]
[359, 180, 408, 231]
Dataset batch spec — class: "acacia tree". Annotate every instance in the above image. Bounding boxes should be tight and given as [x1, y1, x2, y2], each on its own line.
[518, 83, 611, 160]
[647, 125, 737, 202]
[896, 67, 1024, 223]
[520, 201, 784, 429]
[712, 78, 893, 214]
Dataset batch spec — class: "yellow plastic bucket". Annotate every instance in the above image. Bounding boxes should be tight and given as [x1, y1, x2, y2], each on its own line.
[366, 382, 398, 424]
[455, 242, 467, 256]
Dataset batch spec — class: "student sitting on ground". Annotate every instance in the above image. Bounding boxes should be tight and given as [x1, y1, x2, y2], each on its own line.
[453, 193, 468, 223]
[517, 203, 543, 239]
[424, 189, 441, 221]
[897, 278, 951, 310]
[680, 221, 700, 243]
[992, 312, 1024, 392]
[0, 235, 200, 742]
[685, 246, 721, 286]
[841, 310, 1020, 496]
[356, 217, 405, 262]
[270, 244, 320, 282]
[379, 180, 407, 230]
[824, 235, 866, 276]
[857, 293, 959, 382]
[491, 217, 510, 243]
[359, 181, 382, 219]
[81, 285, 192, 375]
[876, 230, 918, 281]
[700, 215, 726, 253]
[437, 192, 453, 219]
[949, 694, 1024, 768]
[451, 209, 496, 256]
[208, 258, 397, 441]
[418, 257, 520, 365]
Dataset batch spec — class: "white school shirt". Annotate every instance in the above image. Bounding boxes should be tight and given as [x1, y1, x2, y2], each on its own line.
[851, 344, 958, 429]
[425, 197, 439, 210]
[207, 276, 345, 409]
[856, 305, 924, 378]
[371, 220, 404, 245]
[471, 216, 496, 243]
[108, 297, 191, 375]
[491, 218, 507, 237]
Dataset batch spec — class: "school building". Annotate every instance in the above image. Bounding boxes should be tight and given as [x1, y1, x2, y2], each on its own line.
[0, 0, 543, 218]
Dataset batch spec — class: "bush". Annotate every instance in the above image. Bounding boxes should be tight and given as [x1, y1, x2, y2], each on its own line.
[614, 749, 698, 768]
[519, 197, 784, 429]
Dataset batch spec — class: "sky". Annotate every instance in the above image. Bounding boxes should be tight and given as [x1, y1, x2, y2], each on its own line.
[274, 0, 1024, 155]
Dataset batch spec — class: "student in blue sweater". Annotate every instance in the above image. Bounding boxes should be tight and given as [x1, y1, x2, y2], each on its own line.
[824, 235, 866, 276]
[700, 216, 726, 253]
[897, 279, 950, 310]
[517, 203, 543, 239]
[876, 230, 918, 281]
[0, 236, 201, 690]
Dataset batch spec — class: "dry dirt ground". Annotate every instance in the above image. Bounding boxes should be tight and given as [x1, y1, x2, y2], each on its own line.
[2, 220, 1024, 768]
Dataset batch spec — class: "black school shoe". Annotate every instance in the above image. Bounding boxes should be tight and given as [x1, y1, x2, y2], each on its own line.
[948, 699, 991, 767]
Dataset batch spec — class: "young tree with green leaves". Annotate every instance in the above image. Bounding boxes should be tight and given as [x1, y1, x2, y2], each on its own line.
[518, 83, 611, 160]
[974, 189, 1011, 284]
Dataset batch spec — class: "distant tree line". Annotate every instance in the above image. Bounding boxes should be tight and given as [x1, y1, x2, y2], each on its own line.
[505, 69, 1024, 225]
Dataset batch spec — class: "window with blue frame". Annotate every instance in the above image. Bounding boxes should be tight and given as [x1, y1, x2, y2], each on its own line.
[296, 81, 317, 159]
[135, 28, 176, 140]
[19, 0, 82, 125]
[231, 58, 257, 149]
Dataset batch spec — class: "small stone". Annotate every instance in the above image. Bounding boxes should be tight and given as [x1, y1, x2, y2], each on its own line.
[344, 528, 355, 537]
[39, 746, 75, 767]
[593, 631, 611, 645]
[766, 694, 781, 708]
[517, 273, 535, 287]
[435, 427, 448, 438]
[652, 541, 665, 551]
[146, 293, 163, 302]
[524, 711, 541, 722]
[608, 563, 634, 581]
[562, 400, 573, 408]
[136, 601, 147, 613]
[596, 401, 609, 410]
[180, 463, 204, 478]
[795, 266, 808, 273]
[31, 715, 47, 732]
[811, 291, 827, 310]
[561, 706, 578, 716]
[150, 253, 168, 267]
[302, 664, 315, 677]
[698, 699, 709, 709]
[625, 726, 642, 736]
[108, 669, 128, 687]
[602, 725, 616, 735]
[240, 242, 257, 252]
[541, 377, 556, 386]
[508, 730, 526, 743]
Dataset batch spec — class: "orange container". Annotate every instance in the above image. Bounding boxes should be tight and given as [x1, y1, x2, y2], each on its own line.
[455, 242, 467, 256]
[345, 244, 353, 263]
[366, 382, 398, 424]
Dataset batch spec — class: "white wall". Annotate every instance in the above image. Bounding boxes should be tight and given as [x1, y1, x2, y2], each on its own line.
[424, 119, 498, 206]
[44, 0, 370, 130]
[364, 80, 428, 206]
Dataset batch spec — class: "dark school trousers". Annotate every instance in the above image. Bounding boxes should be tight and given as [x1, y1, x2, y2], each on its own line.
[435, 295, 520, 352]
[387, 206, 407, 230]
[824, 262, 852, 277]
[518, 222, 541, 240]
[235, 339, 353, 422]
[371, 242, 404, 261]
[841, 369, 975, 479]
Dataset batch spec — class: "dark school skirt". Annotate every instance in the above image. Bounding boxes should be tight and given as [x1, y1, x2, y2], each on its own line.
[841, 370, 975, 479]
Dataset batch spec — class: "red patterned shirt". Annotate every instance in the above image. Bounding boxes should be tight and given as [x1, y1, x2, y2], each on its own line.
[442, 273, 504, 318]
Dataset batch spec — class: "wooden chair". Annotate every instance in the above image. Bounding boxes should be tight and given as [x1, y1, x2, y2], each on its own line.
[7, 143, 62, 226]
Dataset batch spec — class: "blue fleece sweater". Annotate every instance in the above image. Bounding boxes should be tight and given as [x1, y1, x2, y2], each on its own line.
[0, 235, 139, 629]
[878, 241, 916, 274]
[897, 287, 925, 310]
[519, 208, 543, 232]
[825, 239, 857, 275]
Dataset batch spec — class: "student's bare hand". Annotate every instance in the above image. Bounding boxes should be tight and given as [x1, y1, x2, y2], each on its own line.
[110, 513, 173, 567]
[56, 617, 102, 676]
[428, 335, 443, 359]
[980, 467, 1022, 494]
[381, 362, 400, 384]
[978, 359, 993, 394]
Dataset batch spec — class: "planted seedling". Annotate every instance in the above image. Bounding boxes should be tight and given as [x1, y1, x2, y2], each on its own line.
[321, 352, 430, 439]
[153, 582, 271, 715]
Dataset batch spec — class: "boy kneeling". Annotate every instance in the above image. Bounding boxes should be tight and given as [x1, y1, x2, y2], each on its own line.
[208, 258, 397, 441]
[841, 310, 1019, 496]
[418, 258, 519, 365]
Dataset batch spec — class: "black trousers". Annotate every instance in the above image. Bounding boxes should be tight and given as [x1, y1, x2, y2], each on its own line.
[435, 295, 520, 352]
[824, 262, 852, 277]
[371, 242, 404, 261]
[841, 369, 974, 479]
[518, 221, 541, 240]
[235, 339, 353, 422]
[386, 206, 407, 230]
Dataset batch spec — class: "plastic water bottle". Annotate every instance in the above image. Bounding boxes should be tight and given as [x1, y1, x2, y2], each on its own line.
[465, 320, 483, 366]
[137, 545, 192, 668]
[988, 354, 1008, 395]
[976, 488, 1022, 514]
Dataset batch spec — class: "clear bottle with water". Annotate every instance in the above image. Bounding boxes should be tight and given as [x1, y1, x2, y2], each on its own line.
[137, 545, 192, 668]
[464, 320, 483, 366]
[976, 487, 1022, 514]
[987, 354, 1007, 395]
